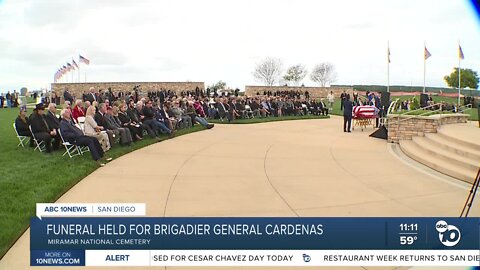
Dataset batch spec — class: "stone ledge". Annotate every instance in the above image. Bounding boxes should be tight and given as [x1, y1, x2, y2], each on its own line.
[387, 114, 469, 143]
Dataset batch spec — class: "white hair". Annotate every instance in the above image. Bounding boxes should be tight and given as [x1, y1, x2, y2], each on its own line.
[60, 109, 69, 117]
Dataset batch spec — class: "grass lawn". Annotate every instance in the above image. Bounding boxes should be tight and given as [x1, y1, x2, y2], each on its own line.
[209, 114, 329, 124]
[328, 95, 479, 121]
[0, 108, 205, 259]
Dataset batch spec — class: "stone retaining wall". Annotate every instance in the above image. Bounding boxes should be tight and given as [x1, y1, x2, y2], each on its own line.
[52, 82, 204, 102]
[387, 114, 469, 143]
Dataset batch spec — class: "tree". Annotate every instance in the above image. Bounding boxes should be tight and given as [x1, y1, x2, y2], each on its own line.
[283, 64, 307, 86]
[444, 68, 479, 89]
[208, 80, 227, 90]
[310, 63, 337, 87]
[253, 57, 283, 86]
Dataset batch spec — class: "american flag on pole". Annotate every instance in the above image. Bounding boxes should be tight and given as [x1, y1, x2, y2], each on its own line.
[79, 55, 90, 65]
[67, 62, 74, 71]
[72, 59, 79, 69]
[61, 65, 67, 74]
[55, 68, 63, 82]
[424, 47, 431, 60]
[458, 45, 464, 60]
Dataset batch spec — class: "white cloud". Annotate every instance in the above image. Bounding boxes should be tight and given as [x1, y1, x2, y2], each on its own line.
[0, 0, 479, 93]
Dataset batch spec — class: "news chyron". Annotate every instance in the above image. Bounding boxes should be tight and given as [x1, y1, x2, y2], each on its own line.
[31, 203, 480, 267]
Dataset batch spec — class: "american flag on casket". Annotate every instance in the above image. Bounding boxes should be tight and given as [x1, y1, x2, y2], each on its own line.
[353, 105, 378, 119]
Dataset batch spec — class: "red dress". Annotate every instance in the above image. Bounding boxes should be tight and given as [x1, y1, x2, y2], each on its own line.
[72, 105, 85, 122]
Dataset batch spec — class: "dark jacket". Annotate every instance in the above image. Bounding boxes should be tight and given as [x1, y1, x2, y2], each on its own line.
[141, 106, 155, 121]
[127, 108, 141, 123]
[118, 111, 133, 126]
[45, 111, 60, 130]
[94, 112, 113, 130]
[64, 91, 74, 103]
[343, 100, 354, 117]
[59, 119, 84, 144]
[30, 112, 51, 134]
[85, 93, 97, 103]
[154, 107, 168, 122]
[15, 115, 31, 136]
[105, 114, 121, 129]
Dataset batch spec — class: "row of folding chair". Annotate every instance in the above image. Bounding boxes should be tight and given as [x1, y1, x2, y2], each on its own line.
[13, 122, 46, 152]
[13, 122, 89, 158]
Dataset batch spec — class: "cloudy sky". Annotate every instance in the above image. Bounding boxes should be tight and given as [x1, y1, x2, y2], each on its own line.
[0, 0, 479, 93]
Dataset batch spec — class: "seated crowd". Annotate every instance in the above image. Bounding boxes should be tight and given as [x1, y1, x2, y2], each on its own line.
[14, 87, 214, 166]
[201, 95, 330, 122]
[77, 86, 331, 123]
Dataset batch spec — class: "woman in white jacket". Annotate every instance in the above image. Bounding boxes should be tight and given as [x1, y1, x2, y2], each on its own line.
[84, 106, 111, 152]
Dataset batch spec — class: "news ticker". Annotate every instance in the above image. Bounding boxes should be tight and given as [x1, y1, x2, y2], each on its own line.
[30, 216, 480, 267]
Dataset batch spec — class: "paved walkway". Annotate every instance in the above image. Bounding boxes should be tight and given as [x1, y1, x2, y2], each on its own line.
[1, 116, 477, 270]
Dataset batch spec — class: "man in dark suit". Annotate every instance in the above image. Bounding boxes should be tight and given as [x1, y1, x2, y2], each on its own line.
[63, 89, 74, 104]
[142, 99, 172, 137]
[59, 109, 110, 165]
[228, 98, 240, 120]
[94, 103, 116, 146]
[127, 100, 155, 138]
[343, 96, 353, 132]
[96, 89, 105, 104]
[85, 87, 97, 103]
[318, 98, 329, 116]
[217, 98, 229, 121]
[30, 103, 60, 152]
[45, 103, 60, 131]
[340, 90, 346, 111]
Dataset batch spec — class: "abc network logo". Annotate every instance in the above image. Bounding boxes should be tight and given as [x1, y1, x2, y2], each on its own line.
[435, 220, 461, 247]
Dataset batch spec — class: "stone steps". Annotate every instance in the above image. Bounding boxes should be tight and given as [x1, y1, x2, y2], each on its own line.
[400, 140, 477, 184]
[399, 124, 479, 184]
[412, 136, 479, 171]
[425, 133, 480, 161]
[437, 127, 480, 152]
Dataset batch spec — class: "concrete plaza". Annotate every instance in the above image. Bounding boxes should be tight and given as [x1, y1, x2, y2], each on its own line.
[1, 116, 477, 270]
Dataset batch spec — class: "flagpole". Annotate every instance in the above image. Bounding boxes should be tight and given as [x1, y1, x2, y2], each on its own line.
[423, 42, 426, 94]
[458, 41, 461, 108]
[387, 40, 390, 93]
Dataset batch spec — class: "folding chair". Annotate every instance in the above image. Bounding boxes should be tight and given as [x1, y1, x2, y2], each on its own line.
[29, 126, 46, 152]
[13, 122, 29, 147]
[72, 123, 89, 155]
[244, 105, 254, 119]
[175, 117, 184, 129]
[58, 129, 82, 158]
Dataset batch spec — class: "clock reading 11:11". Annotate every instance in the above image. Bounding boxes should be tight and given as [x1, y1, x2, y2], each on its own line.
[400, 224, 418, 231]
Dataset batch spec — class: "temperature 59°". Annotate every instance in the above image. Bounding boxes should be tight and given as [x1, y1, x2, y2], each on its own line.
[400, 235, 417, 245]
